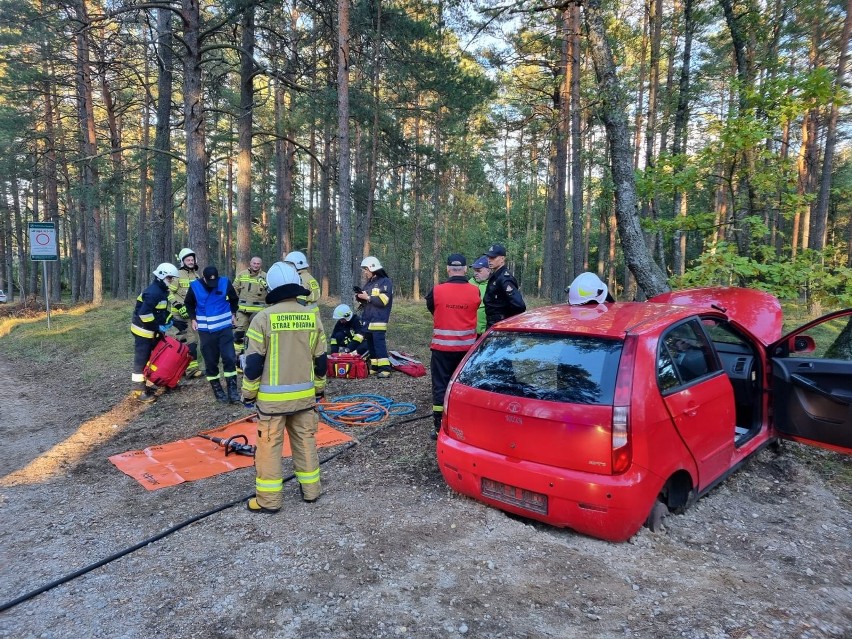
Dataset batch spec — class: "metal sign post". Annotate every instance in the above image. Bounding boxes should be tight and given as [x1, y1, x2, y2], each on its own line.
[28, 222, 58, 329]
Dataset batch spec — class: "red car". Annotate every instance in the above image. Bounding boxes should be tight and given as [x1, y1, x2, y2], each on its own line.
[436, 287, 852, 542]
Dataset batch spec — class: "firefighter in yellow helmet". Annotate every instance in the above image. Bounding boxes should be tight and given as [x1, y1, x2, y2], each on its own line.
[233, 256, 268, 353]
[241, 261, 328, 512]
[170, 248, 203, 377]
[284, 251, 320, 309]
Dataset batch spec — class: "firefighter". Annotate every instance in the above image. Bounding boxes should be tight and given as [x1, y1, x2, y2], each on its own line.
[356, 256, 393, 378]
[284, 251, 320, 309]
[329, 304, 369, 356]
[185, 266, 241, 403]
[233, 256, 268, 352]
[171, 247, 203, 377]
[483, 243, 526, 329]
[241, 261, 328, 512]
[467, 254, 490, 337]
[131, 263, 179, 402]
[426, 254, 481, 439]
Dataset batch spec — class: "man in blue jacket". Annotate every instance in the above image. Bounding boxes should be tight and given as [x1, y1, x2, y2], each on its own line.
[186, 266, 241, 403]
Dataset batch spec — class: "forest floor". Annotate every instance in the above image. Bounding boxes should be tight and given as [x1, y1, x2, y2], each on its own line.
[0, 300, 851, 639]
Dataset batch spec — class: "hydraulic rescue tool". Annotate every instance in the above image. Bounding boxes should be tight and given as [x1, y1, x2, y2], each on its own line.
[197, 433, 256, 457]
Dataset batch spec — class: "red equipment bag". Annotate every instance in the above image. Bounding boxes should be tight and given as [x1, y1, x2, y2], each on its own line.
[327, 352, 369, 379]
[144, 335, 192, 388]
[388, 351, 427, 378]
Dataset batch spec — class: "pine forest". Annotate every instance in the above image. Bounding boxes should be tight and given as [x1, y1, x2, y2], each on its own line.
[0, 0, 850, 307]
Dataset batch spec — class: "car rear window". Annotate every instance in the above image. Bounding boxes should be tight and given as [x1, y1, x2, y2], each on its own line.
[455, 332, 623, 405]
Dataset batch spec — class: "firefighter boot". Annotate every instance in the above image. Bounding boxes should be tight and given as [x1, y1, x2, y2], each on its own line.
[132, 381, 156, 403]
[209, 379, 228, 403]
[226, 376, 241, 404]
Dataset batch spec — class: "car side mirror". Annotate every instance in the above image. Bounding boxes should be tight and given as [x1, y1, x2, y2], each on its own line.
[791, 335, 816, 353]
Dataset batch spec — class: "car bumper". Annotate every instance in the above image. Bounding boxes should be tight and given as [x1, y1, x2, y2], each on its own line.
[437, 434, 660, 542]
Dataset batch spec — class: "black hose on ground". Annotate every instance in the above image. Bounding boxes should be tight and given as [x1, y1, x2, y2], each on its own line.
[0, 411, 432, 614]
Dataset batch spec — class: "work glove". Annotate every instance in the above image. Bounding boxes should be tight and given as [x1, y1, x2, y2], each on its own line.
[159, 321, 173, 333]
[241, 398, 255, 410]
[340, 347, 350, 354]
[175, 304, 189, 319]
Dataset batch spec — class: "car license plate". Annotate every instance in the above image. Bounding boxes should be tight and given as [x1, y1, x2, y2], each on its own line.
[481, 477, 548, 515]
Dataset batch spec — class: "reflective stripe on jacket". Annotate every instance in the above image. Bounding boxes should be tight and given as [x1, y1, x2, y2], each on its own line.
[191, 278, 233, 332]
[242, 300, 327, 416]
[297, 270, 321, 309]
[360, 275, 393, 331]
[173, 265, 200, 305]
[428, 278, 480, 352]
[235, 268, 268, 313]
[131, 279, 171, 339]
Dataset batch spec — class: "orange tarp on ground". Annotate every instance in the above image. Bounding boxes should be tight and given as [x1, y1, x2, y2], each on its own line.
[108, 416, 353, 491]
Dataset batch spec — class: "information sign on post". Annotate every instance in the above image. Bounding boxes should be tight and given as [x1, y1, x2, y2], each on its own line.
[28, 222, 58, 328]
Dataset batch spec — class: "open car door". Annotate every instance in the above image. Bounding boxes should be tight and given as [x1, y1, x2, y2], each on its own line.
[769, 309, 852, 454]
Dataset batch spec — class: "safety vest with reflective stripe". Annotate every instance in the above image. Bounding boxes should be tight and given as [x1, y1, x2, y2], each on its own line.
[235, 268, 267, 313]
[430, 280, 481, 352]
[190, 277, 233, 332]
[241, 300, 327, 416]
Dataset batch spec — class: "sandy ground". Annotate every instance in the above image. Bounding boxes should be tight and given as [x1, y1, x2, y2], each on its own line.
[0, 353, 850, 639]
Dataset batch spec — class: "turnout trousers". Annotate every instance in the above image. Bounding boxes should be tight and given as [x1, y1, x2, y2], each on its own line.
[132, 334, 158, 383]
[199, 328, 238, 381]
[254, 408, 321, 508]
[364, 329, 391, 372]
[430, 349, 466, 433]
[172, 319, 201, 373]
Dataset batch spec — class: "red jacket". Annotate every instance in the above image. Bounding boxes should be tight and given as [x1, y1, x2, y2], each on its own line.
[426, 277, 481, 352]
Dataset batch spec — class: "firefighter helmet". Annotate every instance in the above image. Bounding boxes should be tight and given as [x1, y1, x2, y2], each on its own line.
[284, 251, 309, 270]
[567, 272, 609, 305]
[177, 248, 195, 265]
[266, 261, 301, 290]
[333, 304, 353, 320]
[360, 256, 383, 273]
[153, 263, 179, 281]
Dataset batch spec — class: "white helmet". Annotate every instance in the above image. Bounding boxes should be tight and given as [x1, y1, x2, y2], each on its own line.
[177, 248, 195, 265]
[284, 251, 309, 270]
[360, 256, 383, 273]
[266, 261, 301, 290]
[333, 304, 353, 320]
[153, 262, 179, 281]
[567, 272, 609, 305]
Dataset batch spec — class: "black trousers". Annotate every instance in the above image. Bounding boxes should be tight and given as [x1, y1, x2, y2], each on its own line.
[199, 328, 237, 380]
[133, 335, 157, 375]
[430, 349, 466, 431]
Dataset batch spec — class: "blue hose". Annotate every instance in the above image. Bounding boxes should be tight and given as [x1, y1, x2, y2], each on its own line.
[318, 393, 416, 426]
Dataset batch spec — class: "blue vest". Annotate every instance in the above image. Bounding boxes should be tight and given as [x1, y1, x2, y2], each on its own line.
[191, 278, 232, 332]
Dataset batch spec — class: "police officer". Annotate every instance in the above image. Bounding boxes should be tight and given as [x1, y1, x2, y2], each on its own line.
[329, 304, 369, 356]
[356, 256, 393, 378]
[241, 262, 328, 512]
[185, 266, 241, 403]
[426, 254, 481, 439]
[234, 256, 268, 352]
[284, 251, 320, 309]
[171, 247, 203, 377]
[483, 243, 526, 329]
[468, 255, 490, 337]
[131, 263, 179, 402]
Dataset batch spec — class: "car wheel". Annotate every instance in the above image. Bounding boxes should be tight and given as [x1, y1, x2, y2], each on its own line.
[644, 499, 669, 533]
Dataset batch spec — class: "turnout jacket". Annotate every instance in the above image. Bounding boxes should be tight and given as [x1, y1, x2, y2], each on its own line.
[241, 284, 327, 416]
[297, 269, 321, 309]
[484, 264, 526, 328]
[426, 277, 481, 352]
[186, 278, 239, 332]
[131, 278, 172, 339]
[172, 264, 201, 308]
[360, 274, 393, 331]
[467, 276, 488, 335]
[234, 268, 268, 313]
[329, 315, 366, 352]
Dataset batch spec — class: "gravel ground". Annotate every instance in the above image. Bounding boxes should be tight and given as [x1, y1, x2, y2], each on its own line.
[0, 350, 851, 639]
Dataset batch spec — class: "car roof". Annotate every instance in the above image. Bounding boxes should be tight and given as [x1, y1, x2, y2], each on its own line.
[492, 302, 703, 338]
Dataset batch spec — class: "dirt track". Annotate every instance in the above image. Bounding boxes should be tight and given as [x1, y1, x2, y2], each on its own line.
[0, 354, 851, 639]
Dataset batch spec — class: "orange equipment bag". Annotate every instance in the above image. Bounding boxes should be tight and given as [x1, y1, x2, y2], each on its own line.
[144, 335, 191, 388]
[327, 352, 369, 379]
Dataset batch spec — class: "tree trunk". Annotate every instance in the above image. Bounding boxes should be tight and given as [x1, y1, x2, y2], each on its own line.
[236, 4, 255, 274]
[671, 0, 695, 276]
[584, 0, 669, 298]
[570, 3, 584, 280]
[100, 70, 128, 298]
[152, 8, 174, 267]
[337, 0, 353, 298]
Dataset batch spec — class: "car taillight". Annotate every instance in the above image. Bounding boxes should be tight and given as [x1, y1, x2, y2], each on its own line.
[442, 377, 455, 434]
[611, 336, 637, 474]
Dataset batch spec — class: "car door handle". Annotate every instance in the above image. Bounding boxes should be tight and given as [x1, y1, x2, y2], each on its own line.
[797, 362, 814, 369]
[682, 403, 698, 417]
